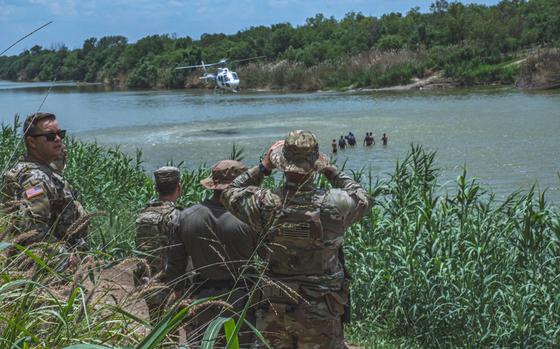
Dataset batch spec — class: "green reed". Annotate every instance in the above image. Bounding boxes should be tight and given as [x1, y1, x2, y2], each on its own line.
[345, 145, 560, 347]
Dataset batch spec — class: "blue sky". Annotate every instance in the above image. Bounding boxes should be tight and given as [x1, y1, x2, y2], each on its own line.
[1, 0, 500, 54]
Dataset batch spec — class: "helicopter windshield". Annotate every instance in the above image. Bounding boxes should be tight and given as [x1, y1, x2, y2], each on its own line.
[231, 72, 238, 80]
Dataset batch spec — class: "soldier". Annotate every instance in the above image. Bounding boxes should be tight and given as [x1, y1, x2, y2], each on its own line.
[1, 112, 86, 250]
[221, 130, 371, 348]
[167, 160, 257, 346]
[134, 166, 181, 323]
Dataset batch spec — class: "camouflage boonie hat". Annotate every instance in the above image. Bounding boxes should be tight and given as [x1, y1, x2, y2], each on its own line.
[270, 130, 328, 174]
[201, 160, 247, 190]
[154, 166, 180, 186]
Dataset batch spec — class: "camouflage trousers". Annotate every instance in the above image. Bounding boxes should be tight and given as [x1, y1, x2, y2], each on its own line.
[255, 297, 346, 349]
[184, 285, 255, 348]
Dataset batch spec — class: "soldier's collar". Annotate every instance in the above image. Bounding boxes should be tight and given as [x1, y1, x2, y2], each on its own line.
[23, 154, 53, 172]
[147, 199, 163, 206]
[148, 199, 175, 207]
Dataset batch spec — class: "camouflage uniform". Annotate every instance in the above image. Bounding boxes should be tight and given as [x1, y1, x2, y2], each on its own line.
[221, 130, 371, 349]
[134, 166, 180, 322]
[2, 154, 86, 247]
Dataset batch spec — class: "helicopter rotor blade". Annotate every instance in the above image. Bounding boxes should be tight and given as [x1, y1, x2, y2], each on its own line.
[175, 62, 220, 70]
[228, 55, 266, 64]
[176, 56, 264, 70]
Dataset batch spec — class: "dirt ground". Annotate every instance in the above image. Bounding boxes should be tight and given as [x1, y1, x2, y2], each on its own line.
[82, 259, 363, 348]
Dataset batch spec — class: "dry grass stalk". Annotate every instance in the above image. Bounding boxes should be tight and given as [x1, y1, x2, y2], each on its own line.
[187, 300, 232, 318]
[135, 283, 170, 299]
[0, 199, 22, 213]
[65, 210, 107, 241]
[11, 229, 40, 245]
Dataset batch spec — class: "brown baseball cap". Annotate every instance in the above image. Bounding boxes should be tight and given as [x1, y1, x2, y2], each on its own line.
[200, 160, 247, 190]
[270, 130, 328, 174]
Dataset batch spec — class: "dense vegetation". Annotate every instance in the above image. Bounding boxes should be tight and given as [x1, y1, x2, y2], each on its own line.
[1, 0, 559, 89]
[1, 117, 559, 347]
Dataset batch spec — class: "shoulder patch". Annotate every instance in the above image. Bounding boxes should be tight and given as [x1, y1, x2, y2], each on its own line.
[25, 184, 45, 200]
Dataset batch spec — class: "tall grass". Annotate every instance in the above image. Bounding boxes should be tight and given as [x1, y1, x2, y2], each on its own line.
[239, 49, 430, 90]
[345, 145, 560, 347]
[516, 48, 560, 89]
[237, 46, 525, 90]
[1, 119, 559, 347]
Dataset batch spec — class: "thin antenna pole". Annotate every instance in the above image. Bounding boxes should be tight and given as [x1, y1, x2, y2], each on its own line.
[1, 21, 53, 56]
[0, 18, 57, 177]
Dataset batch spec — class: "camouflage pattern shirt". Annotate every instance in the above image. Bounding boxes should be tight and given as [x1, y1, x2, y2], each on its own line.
[135, 199, 178, 284]
[1, 155, 86, 246]
[221, 166, 371, 295]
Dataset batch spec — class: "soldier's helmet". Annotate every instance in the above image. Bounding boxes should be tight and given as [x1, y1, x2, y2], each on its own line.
[200, 160, 247, 190]
[270, 130, 328, 174]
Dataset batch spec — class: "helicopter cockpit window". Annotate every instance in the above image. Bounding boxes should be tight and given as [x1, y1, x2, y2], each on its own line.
[224, 75, 230, 81]
[232, 72, 238, 80]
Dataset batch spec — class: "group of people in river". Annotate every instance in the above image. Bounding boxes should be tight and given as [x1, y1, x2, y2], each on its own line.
[2, 112, 372, 348]
[331, 131, 388, 153]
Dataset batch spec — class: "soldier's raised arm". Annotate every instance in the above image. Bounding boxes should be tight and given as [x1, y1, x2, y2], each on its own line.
[321, 165, 372, 227]
[221, 141, 284, 233]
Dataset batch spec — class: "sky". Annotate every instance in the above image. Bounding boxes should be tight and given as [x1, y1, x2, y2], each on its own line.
[1, 0, 501, 55]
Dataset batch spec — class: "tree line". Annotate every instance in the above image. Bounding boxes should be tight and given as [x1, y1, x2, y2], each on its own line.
[0, 0, 558, 89]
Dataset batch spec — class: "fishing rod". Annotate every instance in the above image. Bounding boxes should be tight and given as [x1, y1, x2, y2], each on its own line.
[0, 21, 53, 56]
[0, 21, 55, 178]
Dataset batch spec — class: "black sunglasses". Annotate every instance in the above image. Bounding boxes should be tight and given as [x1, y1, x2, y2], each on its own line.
[29, 130, 66, 141]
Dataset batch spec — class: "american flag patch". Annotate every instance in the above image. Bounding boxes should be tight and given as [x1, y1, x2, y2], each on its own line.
[25, 185, 45, 199]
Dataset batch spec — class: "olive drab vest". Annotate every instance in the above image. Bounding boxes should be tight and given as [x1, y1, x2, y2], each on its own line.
[266, 189, 343, 276]
[135, 201, 177, 280]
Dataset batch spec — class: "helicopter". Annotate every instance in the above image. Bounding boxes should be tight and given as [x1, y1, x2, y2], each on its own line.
[175, 56, 264, 92]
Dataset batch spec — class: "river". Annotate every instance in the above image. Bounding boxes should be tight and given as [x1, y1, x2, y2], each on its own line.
[1, 81, 559, 202]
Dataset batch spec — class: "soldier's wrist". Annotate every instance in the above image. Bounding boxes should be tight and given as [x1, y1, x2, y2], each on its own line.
[258, 162, 272, 176]
[322, 166, 339, 180]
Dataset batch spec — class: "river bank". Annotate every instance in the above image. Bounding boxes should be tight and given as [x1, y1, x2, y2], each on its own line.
[3, 47, 559, 92]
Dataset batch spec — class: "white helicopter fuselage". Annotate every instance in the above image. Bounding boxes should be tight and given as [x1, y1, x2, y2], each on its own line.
[176, 56, 263, 92]
[214, 68, 239, 91]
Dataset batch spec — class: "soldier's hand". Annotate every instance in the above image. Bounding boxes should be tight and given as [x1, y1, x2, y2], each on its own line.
[321, 165, 338, 180]
[262, 140, 284, 170]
